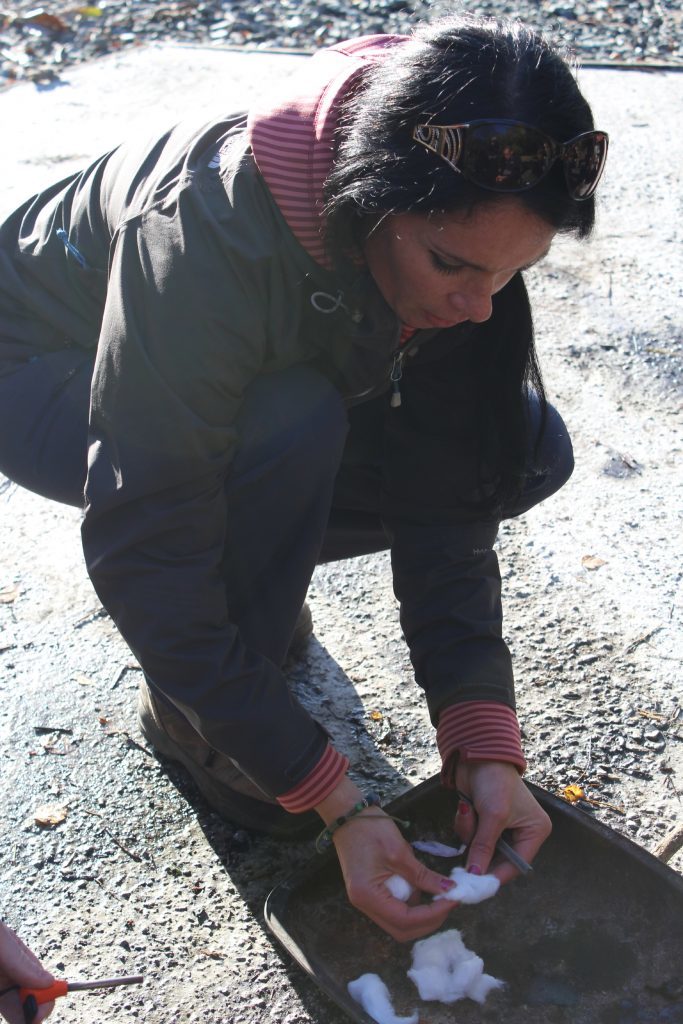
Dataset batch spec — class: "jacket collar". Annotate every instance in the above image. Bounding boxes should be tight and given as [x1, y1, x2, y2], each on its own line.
[247, 35, 408, 268]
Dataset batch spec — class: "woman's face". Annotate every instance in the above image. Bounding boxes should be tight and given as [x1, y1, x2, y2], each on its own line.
[362, 201, 556, 330]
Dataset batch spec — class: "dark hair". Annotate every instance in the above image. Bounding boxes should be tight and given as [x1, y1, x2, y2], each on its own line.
[324, 17, 597, 247]
[323, 16, 599, 511]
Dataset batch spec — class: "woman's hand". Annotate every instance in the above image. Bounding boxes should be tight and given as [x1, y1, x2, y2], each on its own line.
[454, 760, 552, 884]
[0, 923, 55, 1024]
[333, 811, 458, 941]
[316, 777, 458, 942]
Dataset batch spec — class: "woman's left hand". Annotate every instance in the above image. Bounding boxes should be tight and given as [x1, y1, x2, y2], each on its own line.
[453, 760, 551, 884]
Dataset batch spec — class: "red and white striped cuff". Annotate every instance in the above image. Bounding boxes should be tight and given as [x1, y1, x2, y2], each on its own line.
[276, 743, 350, 814]
[437, 701, 526, 787]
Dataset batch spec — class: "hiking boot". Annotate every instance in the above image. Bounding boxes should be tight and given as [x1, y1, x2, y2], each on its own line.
[137, 677, 320, 839]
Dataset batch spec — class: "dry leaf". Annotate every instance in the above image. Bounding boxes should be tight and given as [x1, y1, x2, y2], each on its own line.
[41, 741, 73, 756]
[0, 585, 19, 604]
[582, 555, 607, 571]
[34, 803, 68, 827]
[370, 710, 383, 721]
[25, 10, 68, 31]
[563, 784, 585, 804]
[74, 673, 95, 686]
[98, 716, 109, 725]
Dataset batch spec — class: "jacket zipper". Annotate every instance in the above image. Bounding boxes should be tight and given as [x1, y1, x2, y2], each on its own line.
[389, 336, 421, 409]
[390, 351, 403, 407]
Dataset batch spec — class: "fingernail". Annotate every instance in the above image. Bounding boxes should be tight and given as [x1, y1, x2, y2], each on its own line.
[468, 864, 482, 876]
[440, 878, 455, 891]
[457, 800, 470, 816]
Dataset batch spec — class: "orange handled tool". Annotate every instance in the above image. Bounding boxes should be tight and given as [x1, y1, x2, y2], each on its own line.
[18, 974, 143, 1023]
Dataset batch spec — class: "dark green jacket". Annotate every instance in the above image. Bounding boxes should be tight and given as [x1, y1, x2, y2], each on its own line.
[0, 116, 526, 796]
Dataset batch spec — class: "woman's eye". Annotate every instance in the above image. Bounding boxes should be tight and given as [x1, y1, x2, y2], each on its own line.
[430, 252, 463, 275]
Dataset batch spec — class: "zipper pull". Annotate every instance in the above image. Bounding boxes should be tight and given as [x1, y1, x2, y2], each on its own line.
[56, 228, 87, 269]
[390, 351, 403, 408]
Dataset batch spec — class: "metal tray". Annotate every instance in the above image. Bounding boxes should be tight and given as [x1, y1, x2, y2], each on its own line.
[265, 776, 683, 1024]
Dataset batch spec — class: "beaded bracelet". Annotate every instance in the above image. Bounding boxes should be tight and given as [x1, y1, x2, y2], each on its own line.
[315, 792, 381, 853]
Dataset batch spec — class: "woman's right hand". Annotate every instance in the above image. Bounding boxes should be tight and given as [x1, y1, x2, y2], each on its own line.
[316, 777, 458, 942]
[0, 923, 55, 1024]
[454, 760, 552, 883]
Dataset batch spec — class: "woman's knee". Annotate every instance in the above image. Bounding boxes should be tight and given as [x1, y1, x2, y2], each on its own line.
[232, 366, 348, 483]
[503, 398, 574, 519]
[535, 401, 574, 492]
[0, 350, 91, 507]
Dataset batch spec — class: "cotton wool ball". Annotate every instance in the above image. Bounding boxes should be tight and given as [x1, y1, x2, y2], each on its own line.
[412, 839, 467, 857]
[468, 971, 506, 1004]
[447, 954, 487, 1001]
[384, 874, 414, 901]
[408, 934, 483, 1003]
[407, 929, 504, 1006]
[348, 973, 419, 1024]
[434, 866, 500, 904]
[411, 929, 468, 970]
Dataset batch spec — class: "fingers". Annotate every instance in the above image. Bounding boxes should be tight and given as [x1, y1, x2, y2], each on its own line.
[377, 851, 461, 941]
[453, 765, 553, 882]
[336, 822, 460, 942]
[400, 857, 457, 900]
[464, 802, 508, 876]
[350, 881, 456, 943]
[0, 991, 55, 1024]
[491, 851, 532, 886]
[0, 924, 54, 988]
[489, 811, 552, 885]
[0, 989, 23, 1024]
[0, 925, 56, 1024]
[454, 798, 476, 845]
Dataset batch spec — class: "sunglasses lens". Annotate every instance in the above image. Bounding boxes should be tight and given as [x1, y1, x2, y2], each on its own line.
[415, 121, 608, 200]
[563, 131, 609, 199]
[460, 123, 554, 192]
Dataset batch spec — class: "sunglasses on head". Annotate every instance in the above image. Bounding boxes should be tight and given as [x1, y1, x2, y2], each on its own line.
[412, 119, 609, 200]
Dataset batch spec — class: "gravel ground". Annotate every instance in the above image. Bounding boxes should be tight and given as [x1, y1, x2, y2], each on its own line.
[1, 0, 682, 89]
[0, 39, 681, 1024]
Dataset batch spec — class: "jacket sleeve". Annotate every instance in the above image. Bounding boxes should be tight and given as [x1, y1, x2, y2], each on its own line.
[82, 205, 329, 798]
[386, 516, 515, 723]
[380, 277, 532, 734]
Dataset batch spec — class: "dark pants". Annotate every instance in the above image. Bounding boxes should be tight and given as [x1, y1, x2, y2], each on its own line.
[0, 351, 573, 662]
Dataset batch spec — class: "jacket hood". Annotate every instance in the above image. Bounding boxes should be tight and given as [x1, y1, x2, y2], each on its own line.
[247, 34, 408, 266]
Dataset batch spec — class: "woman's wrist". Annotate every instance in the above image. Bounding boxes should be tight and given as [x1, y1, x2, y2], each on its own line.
[315, 791, 382, 852]
[313, 774, 366, 826]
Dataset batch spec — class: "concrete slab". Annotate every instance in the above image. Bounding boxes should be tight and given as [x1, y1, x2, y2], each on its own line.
[1, 44, 307, 214]
[1, 44, 681, 1024]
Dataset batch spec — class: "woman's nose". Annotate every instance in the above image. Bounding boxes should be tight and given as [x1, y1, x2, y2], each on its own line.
[448, 285, 493, 324]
